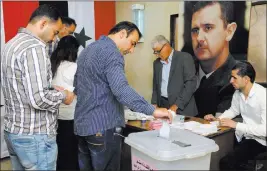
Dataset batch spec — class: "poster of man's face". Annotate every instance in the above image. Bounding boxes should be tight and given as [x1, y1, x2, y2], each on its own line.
[181, 1, 250, 61]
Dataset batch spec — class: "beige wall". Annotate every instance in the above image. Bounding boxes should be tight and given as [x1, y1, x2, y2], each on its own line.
[248, 4, 266, 82]
[116, 2, 179, 101]
[115, 2, 265, 103]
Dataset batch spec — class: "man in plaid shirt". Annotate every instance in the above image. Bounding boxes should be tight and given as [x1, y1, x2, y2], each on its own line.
[1, 5, 75, 170]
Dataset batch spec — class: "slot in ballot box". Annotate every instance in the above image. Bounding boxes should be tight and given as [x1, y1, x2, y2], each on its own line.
[124, 128, 219, 170]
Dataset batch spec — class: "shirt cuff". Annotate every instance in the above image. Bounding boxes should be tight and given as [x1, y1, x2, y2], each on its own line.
[236, 122, 246, 133]
[218, 114, 226, 119]
[176, 100, 184, 110]
[60, 90, 67, 102]
[145, 104, 156, 115]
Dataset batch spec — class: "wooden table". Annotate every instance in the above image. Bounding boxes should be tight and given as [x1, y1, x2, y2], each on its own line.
[126, 116, 232, 138]
[121, 117, 235, 170]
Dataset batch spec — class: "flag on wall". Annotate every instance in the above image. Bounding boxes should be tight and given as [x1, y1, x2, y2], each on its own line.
[39, 1, 95, 49]
[2, 1, 115, 45]
[69, 1, 95, 48]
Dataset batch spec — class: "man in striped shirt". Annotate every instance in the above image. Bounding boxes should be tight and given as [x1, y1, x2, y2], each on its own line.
[74, 21, 173, 171]
[47, 17, 77, 57]
[1, 5, 74, 170]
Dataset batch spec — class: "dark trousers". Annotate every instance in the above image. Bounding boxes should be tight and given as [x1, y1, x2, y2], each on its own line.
[77, 127, 122, 171]
[56, 119, 79, 170]
[220, 137, 266, 170]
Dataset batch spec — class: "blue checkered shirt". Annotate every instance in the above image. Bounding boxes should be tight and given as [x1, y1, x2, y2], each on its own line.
[74, 36, 155, 136]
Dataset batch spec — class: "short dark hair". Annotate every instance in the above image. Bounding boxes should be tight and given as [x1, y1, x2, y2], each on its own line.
[108, 21, 142, 38]
[50, 35, 80, 78]
[192, 1, 234, 27]
[232, 61, 256, 83]
[29, 4, 61, 23]
[62, 17, 77, 27]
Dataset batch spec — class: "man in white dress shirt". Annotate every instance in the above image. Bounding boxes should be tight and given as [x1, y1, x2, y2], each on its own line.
[204, 61, 266, 170]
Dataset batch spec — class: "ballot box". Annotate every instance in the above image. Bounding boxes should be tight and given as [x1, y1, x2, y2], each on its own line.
[124, 128, 219, 170]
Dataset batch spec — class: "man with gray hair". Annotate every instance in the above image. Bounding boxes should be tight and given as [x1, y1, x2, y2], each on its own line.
[151, 35, 198, 116]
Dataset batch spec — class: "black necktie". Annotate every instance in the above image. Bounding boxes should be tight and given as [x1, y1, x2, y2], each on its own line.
[199, 76, 207, 88]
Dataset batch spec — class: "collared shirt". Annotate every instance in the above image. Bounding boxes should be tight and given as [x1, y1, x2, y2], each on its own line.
[160, 49, 174, 98]
[1, 28, 65, 135]
[219, 83, 266, 146]
[47, 36, 60, 57]
[74, 36, 155, 136]
[196, 64, 214, 89]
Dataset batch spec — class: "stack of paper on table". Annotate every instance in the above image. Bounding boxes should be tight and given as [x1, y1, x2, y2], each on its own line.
[170, 121, 218, 136]
[124, 109, 154, 121]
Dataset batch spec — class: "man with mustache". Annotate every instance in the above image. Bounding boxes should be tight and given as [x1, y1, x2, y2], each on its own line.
[204, 62, 266, 170]
[191, 1, 237, 118]
[74, 21, 173, 171]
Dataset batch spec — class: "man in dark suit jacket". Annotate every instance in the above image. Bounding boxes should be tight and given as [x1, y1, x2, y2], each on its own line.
[191, 2, 237, 118]
[151, 35, 198, 116]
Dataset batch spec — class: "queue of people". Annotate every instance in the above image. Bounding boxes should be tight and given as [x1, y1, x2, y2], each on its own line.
[1, 1, 266, 171]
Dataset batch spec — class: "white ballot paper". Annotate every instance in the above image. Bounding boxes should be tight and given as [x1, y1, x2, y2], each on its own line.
[171, 121, 218, 136]
[159, 120, 170, 139]
[168, 110, 176, 119]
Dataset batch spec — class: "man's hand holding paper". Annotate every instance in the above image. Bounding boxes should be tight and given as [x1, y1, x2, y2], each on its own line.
[152, 108, 173, 123]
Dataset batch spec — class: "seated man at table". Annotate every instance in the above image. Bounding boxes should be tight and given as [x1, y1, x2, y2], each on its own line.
[204, 61, 266, 170]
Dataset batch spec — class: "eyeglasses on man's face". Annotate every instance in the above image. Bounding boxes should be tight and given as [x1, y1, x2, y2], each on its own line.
[153, 43, 167, 55]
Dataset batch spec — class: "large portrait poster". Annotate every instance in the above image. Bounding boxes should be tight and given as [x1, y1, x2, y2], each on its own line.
[181, 1, 251, 61]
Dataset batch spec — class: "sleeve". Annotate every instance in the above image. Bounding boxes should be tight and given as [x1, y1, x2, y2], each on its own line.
[22, 47, 65, 111]
[235, 91, 266, 137]
[175, 53, 197, 110]
[104, 52, 155, 115]
[219, 91, 240, 119]
[62, 63, 77, 92]
[151, 61, 158, 105]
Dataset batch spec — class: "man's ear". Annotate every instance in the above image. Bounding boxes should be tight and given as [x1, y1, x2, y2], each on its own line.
[39, 18, 48, 30]
[226, 22, 237, 42]
[244, 75, 251, 83]
[119, 29, 127, 39]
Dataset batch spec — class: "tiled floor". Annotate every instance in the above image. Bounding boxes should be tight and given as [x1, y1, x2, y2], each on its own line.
[0, 157, 11, 170]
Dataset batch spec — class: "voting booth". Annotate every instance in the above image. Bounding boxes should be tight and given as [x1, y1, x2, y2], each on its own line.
[125, 128, 219, 170]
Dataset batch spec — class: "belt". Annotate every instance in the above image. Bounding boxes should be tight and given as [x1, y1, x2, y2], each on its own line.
[161, 96, 168, 100]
